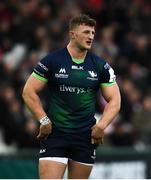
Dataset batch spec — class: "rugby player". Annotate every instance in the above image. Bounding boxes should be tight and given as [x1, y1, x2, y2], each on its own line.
[22, 14, 121, 179]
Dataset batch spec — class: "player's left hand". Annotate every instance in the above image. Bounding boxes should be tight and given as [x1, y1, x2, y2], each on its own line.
[91, 124, 104, 145]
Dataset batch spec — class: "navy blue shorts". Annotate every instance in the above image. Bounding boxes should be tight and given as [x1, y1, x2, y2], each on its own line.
[39, 128, 97, 164]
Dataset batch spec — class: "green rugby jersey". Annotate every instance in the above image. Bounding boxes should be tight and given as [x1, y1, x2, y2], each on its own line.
[32, 47, 116, 133]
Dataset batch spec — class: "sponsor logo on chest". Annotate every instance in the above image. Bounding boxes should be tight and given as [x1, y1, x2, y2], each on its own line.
[55, 68, 69, 78]
[60, 84, 92, 94]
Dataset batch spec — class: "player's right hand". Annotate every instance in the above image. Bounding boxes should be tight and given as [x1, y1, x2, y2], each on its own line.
[37, 123, 52, 140]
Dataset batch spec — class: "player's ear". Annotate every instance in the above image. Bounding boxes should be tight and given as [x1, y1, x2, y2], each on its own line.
[69, 30, 75, 39]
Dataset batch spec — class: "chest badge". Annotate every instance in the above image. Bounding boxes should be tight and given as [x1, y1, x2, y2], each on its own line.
[55, 68, 69, 78]
[87, 71, 98, 81]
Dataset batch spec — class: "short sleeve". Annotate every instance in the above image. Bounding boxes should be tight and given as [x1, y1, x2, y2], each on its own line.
[32, 55, 49, 82]
[100, 62, 116, 87]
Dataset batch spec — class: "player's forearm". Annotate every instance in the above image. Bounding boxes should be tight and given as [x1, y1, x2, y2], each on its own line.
[97, 97, 121, 130]
[22, 89, 47, 120]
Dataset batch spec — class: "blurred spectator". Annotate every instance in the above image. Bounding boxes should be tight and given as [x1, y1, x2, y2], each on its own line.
[109, 121, 135, 147]
[132, 95, 151, 145]
[93, 26, 118, 65]
[0, 85, 38, 148]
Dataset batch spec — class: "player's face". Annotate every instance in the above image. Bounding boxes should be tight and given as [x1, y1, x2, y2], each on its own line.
[71, 24, 95, 50]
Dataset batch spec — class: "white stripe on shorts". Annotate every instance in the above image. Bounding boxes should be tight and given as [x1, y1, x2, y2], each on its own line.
[69, 159, 93, 166]
[39, 157, 68, 164]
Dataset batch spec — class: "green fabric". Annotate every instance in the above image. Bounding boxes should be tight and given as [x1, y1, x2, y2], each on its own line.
[32, 72, 48, 82]
[100, 81, 116, 87]
[0, 159, 38, 178]
[72, 57, 84, 64]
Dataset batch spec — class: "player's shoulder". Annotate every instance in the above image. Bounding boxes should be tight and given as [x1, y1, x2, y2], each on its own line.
[42, 48, 66, 62]
[88, 51, 107, 68]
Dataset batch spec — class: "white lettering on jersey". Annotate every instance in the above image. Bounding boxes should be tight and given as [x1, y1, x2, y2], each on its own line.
[72, 65, 84, 70]
[104, 63, 116, 82]
[38, 62, 48, 71]
[59, 68, 66, 73]
[59, 85, 92, 94]
[55, 68, 69, 78]
[109, 67, 116, 82]
[91, 149, 96, 159]
[104, 63, 110, 70]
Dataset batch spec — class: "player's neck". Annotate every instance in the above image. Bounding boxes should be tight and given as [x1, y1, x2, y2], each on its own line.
[67, 42, 87, 59]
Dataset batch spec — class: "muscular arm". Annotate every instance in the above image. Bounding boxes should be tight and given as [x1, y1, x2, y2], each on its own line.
[22, 75, 47, 120]
[98, 83, 121, 130]
[91, 83, 121, 144]
[23, 75, 52, 140]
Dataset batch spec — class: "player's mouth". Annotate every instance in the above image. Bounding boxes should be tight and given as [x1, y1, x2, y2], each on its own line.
[86, 41, 92, 46]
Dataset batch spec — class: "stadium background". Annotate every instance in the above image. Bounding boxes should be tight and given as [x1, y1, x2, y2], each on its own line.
[0, 0, 151, 178]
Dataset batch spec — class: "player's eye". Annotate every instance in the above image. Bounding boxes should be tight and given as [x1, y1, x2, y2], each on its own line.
[83, 30, 89, 34]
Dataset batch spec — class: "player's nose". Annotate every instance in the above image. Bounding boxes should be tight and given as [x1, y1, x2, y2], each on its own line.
[89, 33, 94, 40]
[88, 36, 93, 41]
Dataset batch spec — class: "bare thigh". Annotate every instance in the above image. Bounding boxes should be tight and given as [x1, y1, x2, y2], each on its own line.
[39, 160, 67, 179]
[68, 159, 93, 179]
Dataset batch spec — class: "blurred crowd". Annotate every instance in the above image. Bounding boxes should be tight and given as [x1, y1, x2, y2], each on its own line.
[0, 0, 151, 152]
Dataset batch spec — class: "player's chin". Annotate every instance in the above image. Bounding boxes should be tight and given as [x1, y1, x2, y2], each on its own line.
[84, 44, 92, 50]
[80, 44, 92, 51]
